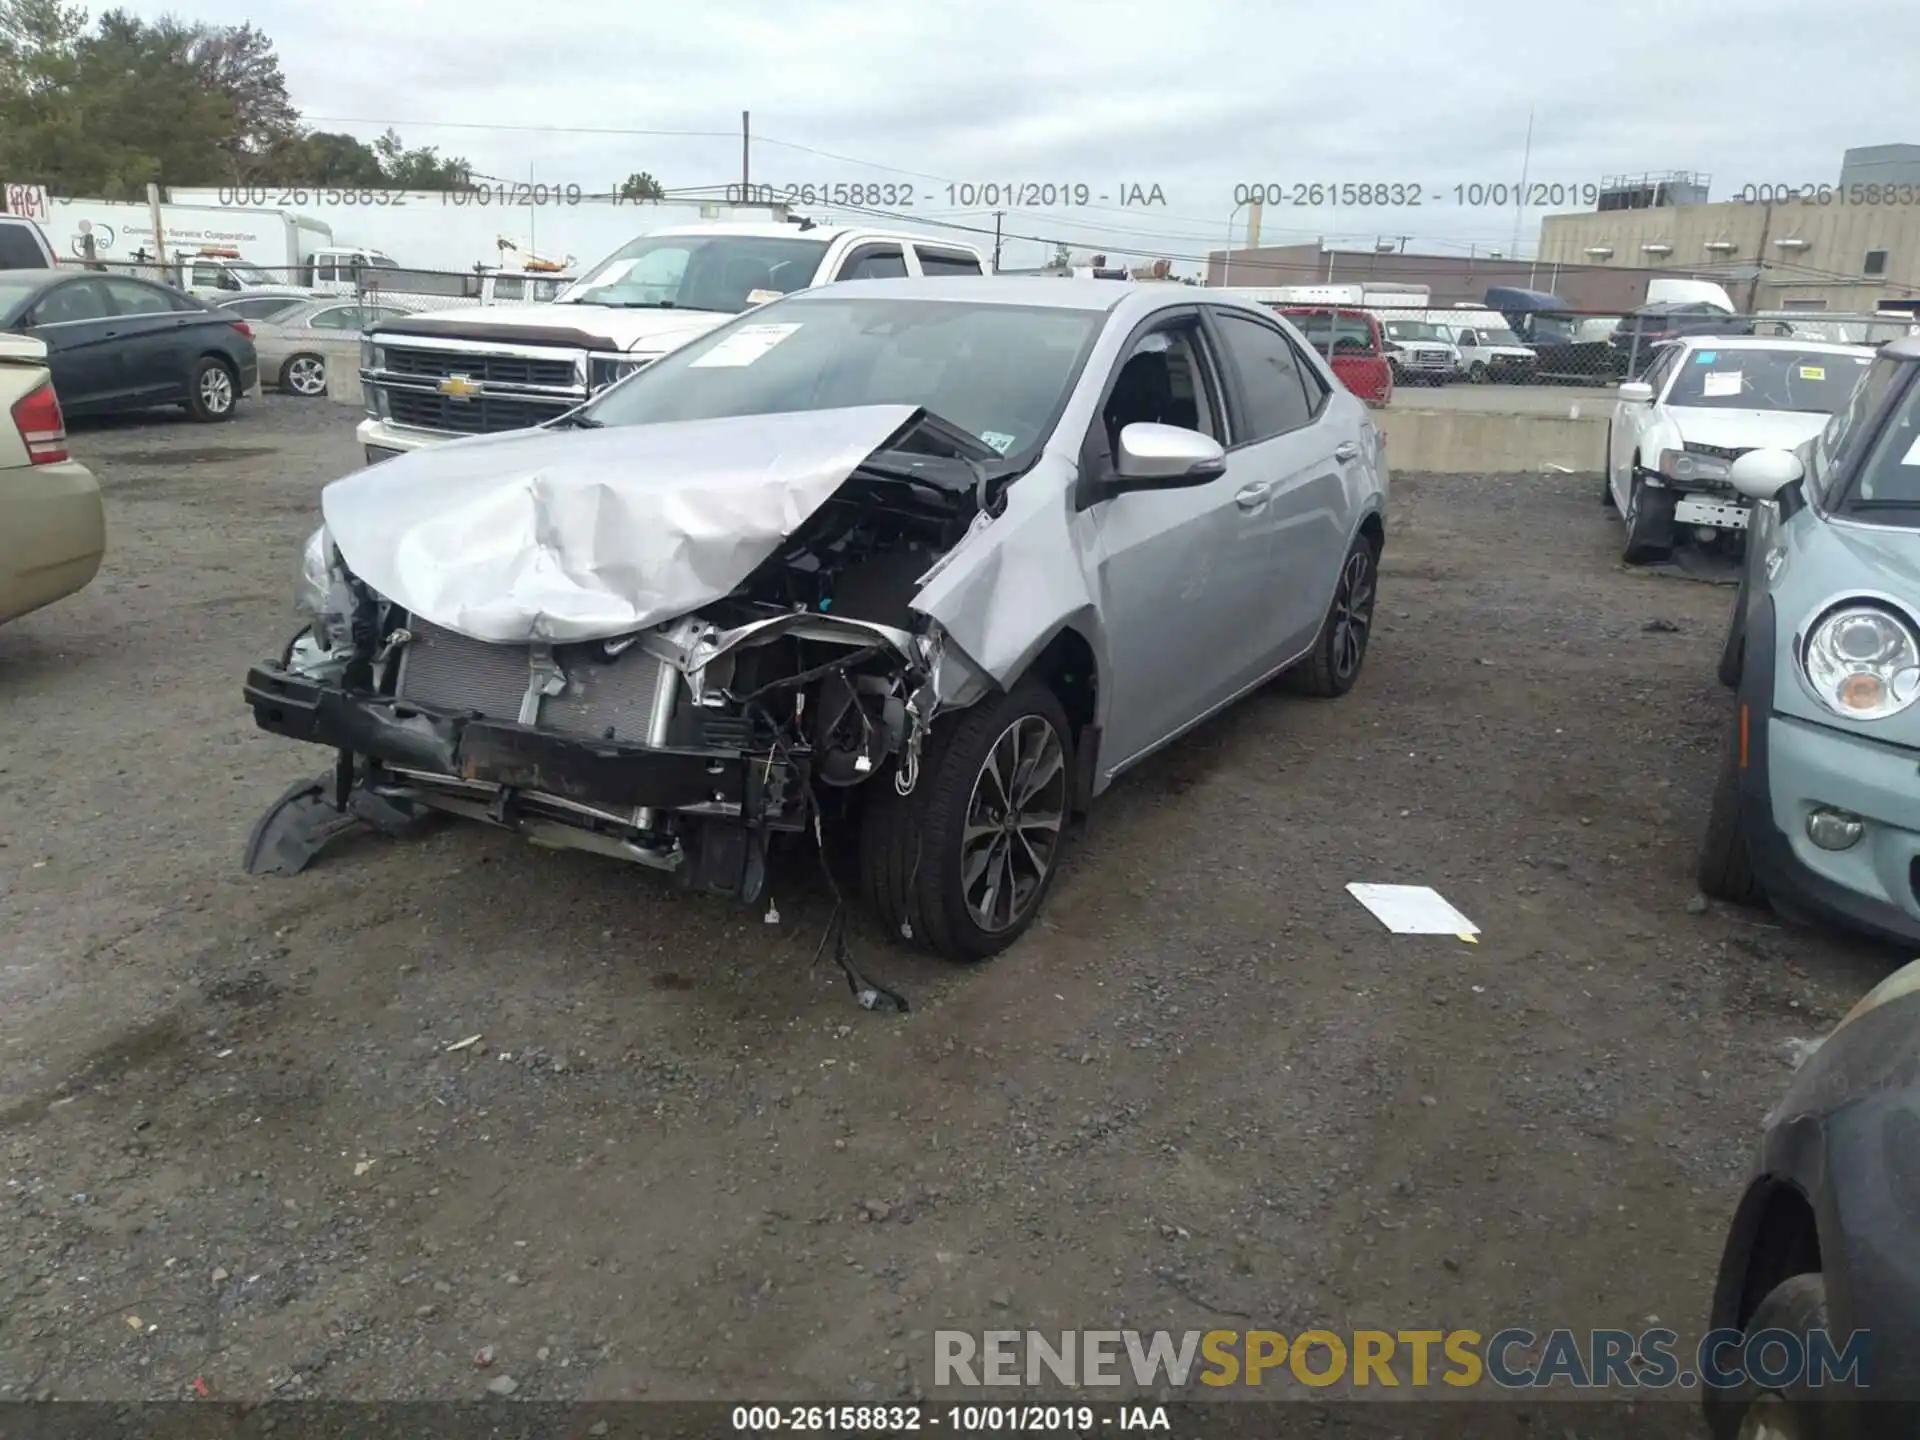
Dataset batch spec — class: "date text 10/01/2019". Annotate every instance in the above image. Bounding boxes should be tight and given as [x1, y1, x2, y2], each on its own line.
[1231, 181, 1606, 208]
[217, 184, 612, 208]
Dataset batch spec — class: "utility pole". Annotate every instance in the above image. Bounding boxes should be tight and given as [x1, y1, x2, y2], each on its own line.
[1746, 200, 1773, 312]
[992, 211, 1004, 273]
[741, 111, 750, 194]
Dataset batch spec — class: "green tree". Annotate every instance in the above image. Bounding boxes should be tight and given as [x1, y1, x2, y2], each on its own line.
[618, 170, 663, 201]
[372, 126, 469, 188]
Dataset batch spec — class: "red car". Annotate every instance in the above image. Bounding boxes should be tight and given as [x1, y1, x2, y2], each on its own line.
[1277, 306, 1393, 407]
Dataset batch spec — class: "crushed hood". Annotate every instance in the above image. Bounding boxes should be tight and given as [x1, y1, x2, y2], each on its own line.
[320, 404, 918, 644]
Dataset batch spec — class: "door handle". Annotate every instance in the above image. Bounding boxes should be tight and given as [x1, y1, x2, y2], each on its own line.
[1334, 441, 1360, 462]
[1235, 482, 1272, 511]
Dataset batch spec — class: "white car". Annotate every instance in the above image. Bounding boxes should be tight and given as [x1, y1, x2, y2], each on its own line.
[1604, 335, 1877, 563]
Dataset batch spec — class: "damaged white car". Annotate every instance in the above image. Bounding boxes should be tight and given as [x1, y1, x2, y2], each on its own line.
[243, 278, 1388, 969]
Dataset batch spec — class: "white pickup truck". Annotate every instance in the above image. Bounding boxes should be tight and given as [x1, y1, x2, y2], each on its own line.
[355, 222, 989, 462]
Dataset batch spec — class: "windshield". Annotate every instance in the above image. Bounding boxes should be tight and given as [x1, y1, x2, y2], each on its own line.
[576, 295, 1104, 461]
[1663, 347, 1872, 413]
[1525, 315, 1579, 345]
[557, 234, 831, 312]
[1481, 326, 1524, 346]
[1383, 321, 1445, 342]
[231, 262, 276, 286]
[1283, 310, 1377, 355]
[1837, 363, 1920, 509]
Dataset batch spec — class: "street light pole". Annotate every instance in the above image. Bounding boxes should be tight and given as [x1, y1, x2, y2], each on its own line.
[1222, 200, 1252, 287]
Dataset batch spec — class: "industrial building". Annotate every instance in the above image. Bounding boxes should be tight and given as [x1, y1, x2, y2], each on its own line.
[1536, 161, 1920, 312]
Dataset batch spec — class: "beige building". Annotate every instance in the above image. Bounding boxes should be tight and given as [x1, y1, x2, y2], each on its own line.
[1537, 198, 1920, 312]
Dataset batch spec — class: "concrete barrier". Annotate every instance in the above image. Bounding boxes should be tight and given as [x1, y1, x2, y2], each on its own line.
[315, 338, 363, 407]
[1377, 404, 1607, 475]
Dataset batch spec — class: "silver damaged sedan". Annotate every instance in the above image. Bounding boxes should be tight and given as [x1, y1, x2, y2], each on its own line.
[242, 278, 1389, 962]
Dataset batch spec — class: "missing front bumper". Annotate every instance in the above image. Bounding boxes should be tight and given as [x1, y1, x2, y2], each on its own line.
[242, 663, 807, 887]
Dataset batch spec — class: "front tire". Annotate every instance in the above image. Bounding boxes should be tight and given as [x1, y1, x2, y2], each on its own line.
[186, 356, 237, 422]
[1622, 470, 1675, 564]
[1284, 531, 1379, 698]
[1699, 701, 1764, 906]
[1467, 361, 1489, 384]
[860, 680, 1073, 963]
[281, 353, 327, 397]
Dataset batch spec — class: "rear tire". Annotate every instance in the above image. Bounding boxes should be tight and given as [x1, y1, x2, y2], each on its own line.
[186, 356, 237, 422]
[1284, 531, 1379, 698]
[860, 680, 1074, 963]
[1713, 1275, 1847, 1440]
[281, 353, 327, 397]
[1698, 702, 1764, 907]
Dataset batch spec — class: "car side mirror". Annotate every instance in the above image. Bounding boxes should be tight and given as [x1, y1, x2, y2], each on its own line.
[1617, 381, 1654, 403]
[1115, 421, 1225, 486]
[1729, 448, 1805, 502]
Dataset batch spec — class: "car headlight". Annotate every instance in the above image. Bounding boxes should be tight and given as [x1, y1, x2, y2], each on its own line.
[1801, 602, 1920, 720]
[588, 353, 656, 392]
[1660, 448, 1730, 482]
[297, 524, 332, 618]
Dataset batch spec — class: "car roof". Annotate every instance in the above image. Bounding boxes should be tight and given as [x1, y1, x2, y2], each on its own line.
[0, 268, 66, 292]
[1666, 334, 1876, 356]
[785, 275, 1131, 312]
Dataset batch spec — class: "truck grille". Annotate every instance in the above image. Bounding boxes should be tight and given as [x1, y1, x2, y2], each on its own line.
[1411, 349, 1449, 367]
[385, 389, 576, 435]
[382, 346, 576, 389]
[395, 620, 675, 742]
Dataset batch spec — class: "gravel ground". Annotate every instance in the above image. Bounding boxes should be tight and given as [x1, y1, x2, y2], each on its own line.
[0, 398, 1902, 1411]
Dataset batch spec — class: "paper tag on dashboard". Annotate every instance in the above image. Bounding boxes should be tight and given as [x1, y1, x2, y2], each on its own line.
[690, 323, 801, 368]
[1701, 371, 1743, 398]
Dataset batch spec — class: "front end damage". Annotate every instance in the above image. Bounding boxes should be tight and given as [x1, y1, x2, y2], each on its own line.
[241, 406, 1001, 922]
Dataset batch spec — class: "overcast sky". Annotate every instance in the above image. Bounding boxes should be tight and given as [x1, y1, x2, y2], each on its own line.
[131, 0, 1920, 274]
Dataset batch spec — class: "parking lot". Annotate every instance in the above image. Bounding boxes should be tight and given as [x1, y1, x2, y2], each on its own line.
[0, 396, 1901, 1407]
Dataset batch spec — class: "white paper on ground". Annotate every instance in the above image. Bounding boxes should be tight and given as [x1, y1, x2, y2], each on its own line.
[1346, 883, 1480, 936]
[1701, 371, 1743, 398]
[690, 322, 802, 368]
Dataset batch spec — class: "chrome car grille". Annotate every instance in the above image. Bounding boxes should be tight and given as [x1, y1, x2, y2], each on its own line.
[382, 346, 576, 389]
[384, 389, 575, 435]
[394, 620, 674, 741]
[1411, 349, 1450, 367]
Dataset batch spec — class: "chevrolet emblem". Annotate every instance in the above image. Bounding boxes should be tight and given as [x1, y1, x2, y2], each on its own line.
[438, 373, 481, 401]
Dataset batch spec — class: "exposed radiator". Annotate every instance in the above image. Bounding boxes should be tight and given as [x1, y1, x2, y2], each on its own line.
[394, 620, 676, 743]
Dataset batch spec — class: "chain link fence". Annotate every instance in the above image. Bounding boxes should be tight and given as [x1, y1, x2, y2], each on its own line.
[52, 255, 572, 312]
[1253, 301, 1919, 392]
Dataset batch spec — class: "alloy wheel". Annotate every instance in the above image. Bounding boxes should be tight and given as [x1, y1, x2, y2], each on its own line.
[1331, 548, 1376, 682]
[961, 715, 1067, 934]
[286, 356, 326, 396]
[201, 365, 234, 413]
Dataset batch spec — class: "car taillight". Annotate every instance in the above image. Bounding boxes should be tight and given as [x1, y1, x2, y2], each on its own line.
[10, 380, 68, 465]
[229, 320, 253, 338]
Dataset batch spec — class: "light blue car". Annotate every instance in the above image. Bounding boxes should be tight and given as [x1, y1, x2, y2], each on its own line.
[1701, 336, 1920, 944]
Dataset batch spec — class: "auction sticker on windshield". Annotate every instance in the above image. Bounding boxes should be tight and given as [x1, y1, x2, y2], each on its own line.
[691, 323, 803, 368]
[1800, 365, 1826, 381]
[1702, 371, 1743, 398]
[979, 430, 1017, 454]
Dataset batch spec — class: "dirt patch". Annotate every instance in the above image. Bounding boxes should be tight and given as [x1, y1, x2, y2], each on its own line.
[0, 404, 1900, 1409]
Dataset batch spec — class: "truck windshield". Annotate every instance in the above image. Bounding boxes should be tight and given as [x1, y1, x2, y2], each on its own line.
[1383, 321, 1445, 342]
[230, 262, 276, 286]
[574, 294, 1104, 462]
[558, 235, 832, 313]
[1481, 326, 1524, 346]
